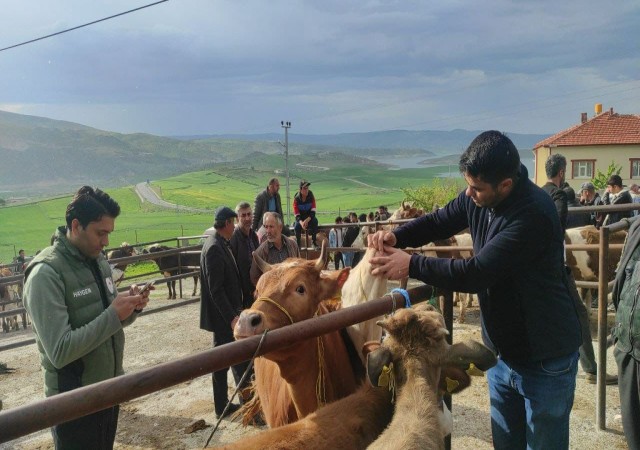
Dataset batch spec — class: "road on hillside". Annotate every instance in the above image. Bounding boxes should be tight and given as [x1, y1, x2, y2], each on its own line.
[135, 182, 212, 214]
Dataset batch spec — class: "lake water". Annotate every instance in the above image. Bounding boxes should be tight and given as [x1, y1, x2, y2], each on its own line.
[370, 155, 534, 178]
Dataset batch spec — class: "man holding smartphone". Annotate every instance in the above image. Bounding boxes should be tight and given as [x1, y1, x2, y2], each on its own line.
[24, 186, 151, 450]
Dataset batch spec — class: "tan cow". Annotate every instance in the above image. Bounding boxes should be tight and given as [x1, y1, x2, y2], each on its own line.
[565, 225, 627, 310]
[234, 244, 357, 427]
[219, 303, 496, 450]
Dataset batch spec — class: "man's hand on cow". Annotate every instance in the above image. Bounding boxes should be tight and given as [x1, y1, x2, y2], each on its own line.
[369, 246, 411, 280]
[112, 291, 151, 320]
[367, 230, 397, 253]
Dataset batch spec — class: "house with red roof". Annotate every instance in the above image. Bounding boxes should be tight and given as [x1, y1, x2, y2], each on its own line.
[533, 105, 640, 189]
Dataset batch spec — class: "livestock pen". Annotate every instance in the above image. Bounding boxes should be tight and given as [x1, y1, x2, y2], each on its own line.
[0, 211, 634, 447]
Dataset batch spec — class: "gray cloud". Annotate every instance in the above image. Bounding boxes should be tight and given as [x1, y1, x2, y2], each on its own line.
[0, 0, 638, 136]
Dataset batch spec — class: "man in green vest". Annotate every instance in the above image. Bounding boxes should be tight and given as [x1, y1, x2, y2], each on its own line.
[24, 186, 151, 450]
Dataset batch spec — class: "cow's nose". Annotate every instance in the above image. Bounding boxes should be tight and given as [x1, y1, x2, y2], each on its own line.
[235, 310, 265, 338]
[247, 312, 262, 329]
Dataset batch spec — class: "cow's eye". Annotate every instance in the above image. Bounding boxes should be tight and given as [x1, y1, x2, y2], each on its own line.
[296, 285, 305, 294]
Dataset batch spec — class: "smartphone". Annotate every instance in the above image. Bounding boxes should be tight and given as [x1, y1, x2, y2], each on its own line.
[138, 281, 154, 294]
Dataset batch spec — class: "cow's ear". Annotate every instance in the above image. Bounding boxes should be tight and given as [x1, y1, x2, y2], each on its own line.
[366, 347, 393, 387]
[336, 267, 350, 288]
[444, 341, 497, 372]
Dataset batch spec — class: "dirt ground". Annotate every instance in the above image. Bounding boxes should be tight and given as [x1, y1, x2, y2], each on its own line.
[0, 278, 629, 449]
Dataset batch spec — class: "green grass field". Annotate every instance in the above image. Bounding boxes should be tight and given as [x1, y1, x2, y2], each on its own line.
[0, 155, 453, 263]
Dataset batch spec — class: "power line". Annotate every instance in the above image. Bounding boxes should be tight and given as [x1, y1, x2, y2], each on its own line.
[0, 0, 169, 53]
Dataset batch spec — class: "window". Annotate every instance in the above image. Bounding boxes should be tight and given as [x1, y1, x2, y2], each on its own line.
[571, 160, 594, 179]
[631, 159, 640, 179]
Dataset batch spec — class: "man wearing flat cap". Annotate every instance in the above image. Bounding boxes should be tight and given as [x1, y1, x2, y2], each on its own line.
[579, 182, 604, 228]
[199, 206, 250, 419]
[602, 175, 633, 226]
[293, 179, 319, 249]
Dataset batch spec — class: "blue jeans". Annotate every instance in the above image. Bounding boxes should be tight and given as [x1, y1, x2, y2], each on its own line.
[487, 352, 578, 450]
[342, 251, 354, 268]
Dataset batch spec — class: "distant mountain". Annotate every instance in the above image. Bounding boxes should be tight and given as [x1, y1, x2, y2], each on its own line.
[178, 129, 548, 156]
[0, 109, 545, 198]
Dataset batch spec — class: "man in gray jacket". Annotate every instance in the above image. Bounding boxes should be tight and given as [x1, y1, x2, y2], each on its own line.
[253, 178, 290, 237]
[24, 186, 150, 450]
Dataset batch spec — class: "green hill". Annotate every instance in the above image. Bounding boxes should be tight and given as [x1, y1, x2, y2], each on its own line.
[0, 151, 460, 263]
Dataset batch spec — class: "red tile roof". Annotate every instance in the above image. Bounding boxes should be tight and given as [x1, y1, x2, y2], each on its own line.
[534, 110, 640, 148]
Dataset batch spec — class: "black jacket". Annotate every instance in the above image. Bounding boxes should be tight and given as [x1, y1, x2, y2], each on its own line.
[602, 190, 634, 226]
[541, 182, 568, 231]
[199, 233, 244, 335]
[230, 226, 260, 306]
[394, 166, 581, 361]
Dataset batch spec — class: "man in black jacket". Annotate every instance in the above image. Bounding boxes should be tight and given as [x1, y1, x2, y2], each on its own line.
[200, 206, 250, 419]
[602, 174, 634, 226]
[369, 131, 581, 449]
[230, 202, 260, 305]
[542, 154, 617, 385]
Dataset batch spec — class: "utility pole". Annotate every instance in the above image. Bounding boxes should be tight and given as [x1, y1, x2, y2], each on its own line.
[280, 121, 292, 225]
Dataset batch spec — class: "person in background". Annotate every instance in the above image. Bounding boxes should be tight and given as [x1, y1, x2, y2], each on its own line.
[542, 154, 617, 385]
[351, 213, 369, 267]
[293, 180, 318, 249]
[367, 211, 375, 223]
[369, 131, 581, 449]
[200, 206, 250, 419]
[375, 205, 390, 221]
[579, 182, 603, 227]
[601, 175, 633, 226]
[329, 216, 344, 270]
[16, 249, 26, 272]
[250, 212, 300, 285]
[230, 202, 260, 305]
[341, 212, 359, 268]
[253, 178, 290, 240]
[562, 182, 590, 228]
[23, 185, 150, 449]
[629, 183, 640, 216]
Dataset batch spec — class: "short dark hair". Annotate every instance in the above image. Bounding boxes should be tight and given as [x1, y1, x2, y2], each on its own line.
[65, 186, 120, 229]
[545, 154, 567, 179]
[335, 216, 343, 223]
[459, 131, 521, 186]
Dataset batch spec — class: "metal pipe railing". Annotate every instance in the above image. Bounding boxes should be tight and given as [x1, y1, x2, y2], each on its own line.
[0, 285, 436, 443]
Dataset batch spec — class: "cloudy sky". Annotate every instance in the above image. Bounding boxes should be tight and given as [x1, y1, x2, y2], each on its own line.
[0, 0, 638, 137]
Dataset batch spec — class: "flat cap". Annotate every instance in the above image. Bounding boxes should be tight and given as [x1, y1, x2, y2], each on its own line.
[214, 206, 237, 222]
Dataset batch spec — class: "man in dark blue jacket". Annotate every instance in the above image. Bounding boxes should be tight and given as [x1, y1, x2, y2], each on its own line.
[369, 131, 581, 449]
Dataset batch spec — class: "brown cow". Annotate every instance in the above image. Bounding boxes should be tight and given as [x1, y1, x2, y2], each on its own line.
[234, 244, 356, 427]
[107, 242, 136, 284]
[219, 304, 496, 450]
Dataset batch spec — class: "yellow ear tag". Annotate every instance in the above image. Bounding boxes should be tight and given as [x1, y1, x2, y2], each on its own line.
[445, 377, 460, 393]
[466, 362, 484, 377]
[377, 363, 392, 387]
[377, 363, 396, 403]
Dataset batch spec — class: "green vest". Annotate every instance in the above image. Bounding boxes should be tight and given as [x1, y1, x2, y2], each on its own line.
[25, 229, 124, 396]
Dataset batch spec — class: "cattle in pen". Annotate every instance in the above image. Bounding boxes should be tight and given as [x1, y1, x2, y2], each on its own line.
[219, 303, 496, 450]
[146, 244, 200, 299]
